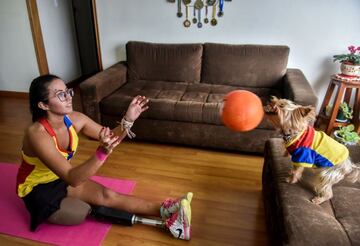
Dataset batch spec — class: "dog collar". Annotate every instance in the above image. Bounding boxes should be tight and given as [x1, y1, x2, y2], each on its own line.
[282, 130, 299, 145]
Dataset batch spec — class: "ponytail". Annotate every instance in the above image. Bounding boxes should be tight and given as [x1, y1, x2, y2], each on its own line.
[29, 74, 60, 122]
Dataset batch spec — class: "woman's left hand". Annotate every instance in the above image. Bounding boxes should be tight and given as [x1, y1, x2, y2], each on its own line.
[124, 95, 149, 122]
[98, 127, 121, 154]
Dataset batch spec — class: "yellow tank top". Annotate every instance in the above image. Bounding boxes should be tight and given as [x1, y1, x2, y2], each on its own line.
[16, 115, 78, 197]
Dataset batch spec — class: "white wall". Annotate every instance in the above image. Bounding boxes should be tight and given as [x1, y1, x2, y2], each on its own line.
[96, 0, 360, 106]
[1, 0, 359, 100]
[37, 0, 81, 83]
[0, 0, 81, 92]
[0, 0, 39, 92]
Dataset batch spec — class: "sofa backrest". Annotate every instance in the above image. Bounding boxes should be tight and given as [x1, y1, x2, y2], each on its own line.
[201, 43, 289, 87]
[126, 41, 203, 83]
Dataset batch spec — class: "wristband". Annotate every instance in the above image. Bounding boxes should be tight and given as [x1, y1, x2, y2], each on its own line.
[95, 146, 108, 162]
[120, 117, 136, 139]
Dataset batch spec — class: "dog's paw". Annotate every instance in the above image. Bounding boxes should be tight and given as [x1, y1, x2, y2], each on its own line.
[290, 179, 299, 184]
[286, 176, 298, 184]
[311, 196, 325, 205]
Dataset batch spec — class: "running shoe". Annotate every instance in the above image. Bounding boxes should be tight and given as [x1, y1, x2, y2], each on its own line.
[165, 198, 192, 240]
[160, 192, 193, 219]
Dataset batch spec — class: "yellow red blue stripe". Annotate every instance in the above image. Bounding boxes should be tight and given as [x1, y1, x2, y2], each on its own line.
[16, 115, 78, 197]
[286, 127, 349, 168]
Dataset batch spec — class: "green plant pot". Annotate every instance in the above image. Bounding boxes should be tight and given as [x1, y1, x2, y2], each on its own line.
[336, 111, 349, 123]
[333, 130, 358, 146]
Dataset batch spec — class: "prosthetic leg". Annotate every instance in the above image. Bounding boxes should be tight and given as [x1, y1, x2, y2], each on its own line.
[90, 206, 165, 228]
[47, 197, 191, 240]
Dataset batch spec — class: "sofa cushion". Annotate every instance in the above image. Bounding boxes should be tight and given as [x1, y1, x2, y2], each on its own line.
[202, 43, 289, 87]
[331, 145, 360, 245]
[331, 185, 360, 245]
[126, 41, 203, 83]
[100, 80, 280, 129]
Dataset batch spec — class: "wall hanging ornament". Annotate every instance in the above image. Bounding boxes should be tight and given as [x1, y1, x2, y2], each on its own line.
[167, 0, 232, 28]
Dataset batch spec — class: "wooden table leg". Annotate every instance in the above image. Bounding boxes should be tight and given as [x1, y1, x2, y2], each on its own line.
[326, 83, 345, 135]
[320, 81, 335, 113]
[315, 80, 335, 128]
[344, 87, 352, 105]
[353, 88, 360, 134]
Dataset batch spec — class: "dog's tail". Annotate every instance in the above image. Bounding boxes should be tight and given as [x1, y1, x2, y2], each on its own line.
[320, 160, 360, 185]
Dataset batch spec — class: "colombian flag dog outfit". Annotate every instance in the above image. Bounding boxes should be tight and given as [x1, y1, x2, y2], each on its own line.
[286, 127, 349, 168]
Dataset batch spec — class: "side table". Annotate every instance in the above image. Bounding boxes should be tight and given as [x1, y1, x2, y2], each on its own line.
[315, 74, 360, 135]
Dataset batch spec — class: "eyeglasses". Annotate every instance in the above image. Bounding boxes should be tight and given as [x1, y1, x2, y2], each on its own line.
[48, 88, 75, 102]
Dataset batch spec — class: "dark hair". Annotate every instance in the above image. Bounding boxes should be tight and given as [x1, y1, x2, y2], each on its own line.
[29, 74, 60, 122]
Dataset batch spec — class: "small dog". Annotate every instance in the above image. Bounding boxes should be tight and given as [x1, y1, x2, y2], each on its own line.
[264, 96, 359, 205]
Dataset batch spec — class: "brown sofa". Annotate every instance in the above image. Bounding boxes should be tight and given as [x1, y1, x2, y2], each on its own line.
[80, 41, 317, 153]
[263, 138, 360, 245]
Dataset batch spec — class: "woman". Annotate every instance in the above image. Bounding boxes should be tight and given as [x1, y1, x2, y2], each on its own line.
[16, 74, 192, 240]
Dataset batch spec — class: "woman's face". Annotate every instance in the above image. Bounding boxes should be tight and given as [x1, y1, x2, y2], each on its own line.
[45, 79, 73, 115]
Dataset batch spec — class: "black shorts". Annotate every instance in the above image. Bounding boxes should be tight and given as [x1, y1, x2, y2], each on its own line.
[22, 179, 68, 231]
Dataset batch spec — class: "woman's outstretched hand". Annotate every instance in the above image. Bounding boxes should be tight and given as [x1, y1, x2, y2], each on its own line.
[98, 127, 121, 155]
[124, 95, 149, 122]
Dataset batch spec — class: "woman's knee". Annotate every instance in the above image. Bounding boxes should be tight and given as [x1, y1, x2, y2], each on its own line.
[67, 180, 118, 207]
[48, 197, 91, 225]
[100, 187, 118, 206]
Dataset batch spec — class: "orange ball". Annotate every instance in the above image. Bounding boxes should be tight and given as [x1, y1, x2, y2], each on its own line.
[221, 90, 264, 132]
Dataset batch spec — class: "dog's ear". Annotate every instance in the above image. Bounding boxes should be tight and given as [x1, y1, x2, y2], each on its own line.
[264, 96, 279, 115]
[270, 95, 279, 102]
[299, 106, 316, 121]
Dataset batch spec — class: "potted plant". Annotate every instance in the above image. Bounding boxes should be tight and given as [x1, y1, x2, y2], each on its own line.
[333, 45, 360, 76]
[333, 124, 360, 146]
[336, 102, 353, 122]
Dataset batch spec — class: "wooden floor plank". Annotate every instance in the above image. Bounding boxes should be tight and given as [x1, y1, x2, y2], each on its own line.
[0, 95, 268, 245]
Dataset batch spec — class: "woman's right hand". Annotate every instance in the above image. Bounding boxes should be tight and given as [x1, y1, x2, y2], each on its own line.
[98, 127, 121, 155]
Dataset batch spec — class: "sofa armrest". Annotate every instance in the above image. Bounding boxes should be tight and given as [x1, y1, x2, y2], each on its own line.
[80, 62, 127, 123]
[283, 68, 318, 107]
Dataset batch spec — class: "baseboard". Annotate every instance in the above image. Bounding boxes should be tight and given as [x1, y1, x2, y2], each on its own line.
[0, 91, 29, 99]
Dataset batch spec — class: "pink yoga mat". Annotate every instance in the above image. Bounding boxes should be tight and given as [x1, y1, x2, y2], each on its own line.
[0, 163, 136, 246]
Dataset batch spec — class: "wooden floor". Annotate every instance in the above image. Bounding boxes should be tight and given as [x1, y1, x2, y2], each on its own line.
[0, 94, 268, 246]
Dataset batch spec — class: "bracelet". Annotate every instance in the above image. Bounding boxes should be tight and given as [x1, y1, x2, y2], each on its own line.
[119, 117, 136, 139]
[95, 146, 108, 162]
